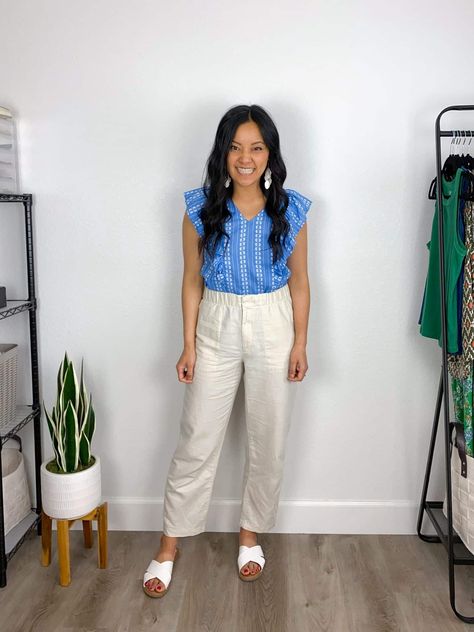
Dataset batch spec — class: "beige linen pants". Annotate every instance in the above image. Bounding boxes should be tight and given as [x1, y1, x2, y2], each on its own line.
[162, 282, 299, 536]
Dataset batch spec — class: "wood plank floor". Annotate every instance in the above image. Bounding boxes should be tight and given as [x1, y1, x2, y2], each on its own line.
[0, 531, 473, 631]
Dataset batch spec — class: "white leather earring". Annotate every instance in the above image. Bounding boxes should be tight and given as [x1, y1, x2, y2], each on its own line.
[224, 173, 231, 188]
[264, 167, 272, 190]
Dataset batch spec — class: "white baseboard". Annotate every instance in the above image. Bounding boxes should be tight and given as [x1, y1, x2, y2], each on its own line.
[63, 497, 437, 535]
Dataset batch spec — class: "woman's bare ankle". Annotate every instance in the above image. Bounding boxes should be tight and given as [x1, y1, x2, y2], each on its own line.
[160, 534, 178, 549]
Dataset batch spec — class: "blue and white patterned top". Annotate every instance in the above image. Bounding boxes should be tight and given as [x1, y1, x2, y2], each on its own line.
[184, 186, 312, 295]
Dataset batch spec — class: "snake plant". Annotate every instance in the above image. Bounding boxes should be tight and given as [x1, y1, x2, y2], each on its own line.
[43, 352, 96, 473]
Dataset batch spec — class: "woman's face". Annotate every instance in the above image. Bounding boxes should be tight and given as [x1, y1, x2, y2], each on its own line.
[226, 121, 270, 190]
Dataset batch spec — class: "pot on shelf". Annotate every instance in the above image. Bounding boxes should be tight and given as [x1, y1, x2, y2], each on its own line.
[41, 352, 101, 520]
[40, 454, 101, 520]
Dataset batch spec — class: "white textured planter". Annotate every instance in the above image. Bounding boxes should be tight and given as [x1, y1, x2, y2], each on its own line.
[40, 455, 101, 520]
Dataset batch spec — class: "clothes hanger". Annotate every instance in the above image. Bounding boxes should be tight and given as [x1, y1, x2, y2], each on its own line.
[463, 131, 474, 170]
[428, 132, 474, 199]
[427, 132, 455, 199]
[442, 130, 459, 179]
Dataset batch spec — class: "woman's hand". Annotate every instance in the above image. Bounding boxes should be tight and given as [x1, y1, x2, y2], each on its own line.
[288, 343, 308, 381]
[176, 345, 197, 383]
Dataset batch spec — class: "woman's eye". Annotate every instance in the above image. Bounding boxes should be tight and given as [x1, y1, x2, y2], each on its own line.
[230, 145, 265, 151]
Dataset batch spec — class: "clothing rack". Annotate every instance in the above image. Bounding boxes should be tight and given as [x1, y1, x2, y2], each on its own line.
[417, 105, 474, 624]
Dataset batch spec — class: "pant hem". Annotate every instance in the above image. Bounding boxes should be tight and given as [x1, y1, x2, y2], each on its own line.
[162, 526, 206, 537]
[239, 522, 271, 534]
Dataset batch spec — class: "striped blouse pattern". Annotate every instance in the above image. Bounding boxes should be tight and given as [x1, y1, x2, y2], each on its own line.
[183, 186, 312, 295]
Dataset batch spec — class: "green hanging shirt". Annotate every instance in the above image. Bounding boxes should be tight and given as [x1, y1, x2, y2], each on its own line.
[420, 168, 467, 353]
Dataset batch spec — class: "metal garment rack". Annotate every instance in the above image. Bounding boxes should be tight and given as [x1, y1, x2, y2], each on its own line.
[0, 194, 42, 588]
[417, 105, 474, 623]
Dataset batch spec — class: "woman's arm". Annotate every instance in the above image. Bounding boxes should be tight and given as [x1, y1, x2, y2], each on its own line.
[177, 214, 204, 382]
[287, 223, 310, 380]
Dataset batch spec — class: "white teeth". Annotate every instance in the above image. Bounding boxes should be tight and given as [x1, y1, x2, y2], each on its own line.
[237, 168, 255, 174]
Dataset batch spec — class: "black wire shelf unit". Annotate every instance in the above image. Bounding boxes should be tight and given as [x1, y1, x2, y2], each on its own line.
[0, 193, 42, 588]
[417, 106, 474, 623]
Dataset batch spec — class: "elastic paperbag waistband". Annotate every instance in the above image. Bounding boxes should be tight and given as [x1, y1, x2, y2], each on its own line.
[202, 283, 290, 306]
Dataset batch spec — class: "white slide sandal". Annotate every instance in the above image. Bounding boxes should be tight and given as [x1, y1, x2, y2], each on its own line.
[143, 548, 180, 598]
[237, 544, 265, 581]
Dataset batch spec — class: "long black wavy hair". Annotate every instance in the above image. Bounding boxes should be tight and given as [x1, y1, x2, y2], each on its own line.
[198, 104, 290, 265]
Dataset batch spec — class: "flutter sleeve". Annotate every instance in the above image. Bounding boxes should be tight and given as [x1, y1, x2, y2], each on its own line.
[281, 188, 313, 260]
[183, 186, 207, 237]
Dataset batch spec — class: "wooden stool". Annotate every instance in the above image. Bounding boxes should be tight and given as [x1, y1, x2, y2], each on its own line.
[41, 501, 108, 586]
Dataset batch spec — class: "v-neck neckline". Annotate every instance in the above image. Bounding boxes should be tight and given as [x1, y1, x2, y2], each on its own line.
[229, 198, 266, 222]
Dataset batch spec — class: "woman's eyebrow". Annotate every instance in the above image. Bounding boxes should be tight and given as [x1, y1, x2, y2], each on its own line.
[232, 140, 265, 145]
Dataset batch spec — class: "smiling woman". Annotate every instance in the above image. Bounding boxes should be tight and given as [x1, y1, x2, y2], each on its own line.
[226, 121, 271, 217]
[143, 104, 312, 598]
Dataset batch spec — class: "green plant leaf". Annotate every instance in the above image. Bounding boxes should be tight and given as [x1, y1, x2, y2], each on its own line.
[79, 430, 91, 466]
[89, 405, 96, 441]
[46, 394, 66, 471]
[84, 396, 95, 443]
[44, 402, 61, 466]
[57, 352, 69, 409]
[60, 362, 79, 416]
[58, 408, 67, 471]
[82, 392, 90, 434]
[64, 400, 79, 472]
[78, 359, 89, 432]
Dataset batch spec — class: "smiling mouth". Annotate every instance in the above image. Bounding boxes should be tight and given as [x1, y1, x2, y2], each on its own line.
[237, 167, 255, 175]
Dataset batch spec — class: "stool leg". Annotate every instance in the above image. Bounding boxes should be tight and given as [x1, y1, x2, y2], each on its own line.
[41, 511, 52, 567]
[82, 519, 93, 548]
[97, 502, 108, 569]
[57, 519, 71, 587]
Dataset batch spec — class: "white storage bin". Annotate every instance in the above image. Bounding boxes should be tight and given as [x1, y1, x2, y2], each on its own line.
[1, 442, 32, 535]
[443, 449, 474, 555]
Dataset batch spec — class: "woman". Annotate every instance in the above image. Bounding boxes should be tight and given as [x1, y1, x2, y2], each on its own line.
[143, 104, 311, 598]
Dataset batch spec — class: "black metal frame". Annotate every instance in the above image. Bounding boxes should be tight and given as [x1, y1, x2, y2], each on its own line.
[0, 193, 42, 588]
[417, 106, 474, 623]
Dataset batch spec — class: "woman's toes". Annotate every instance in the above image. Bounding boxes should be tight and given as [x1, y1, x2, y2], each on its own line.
[242, 562, 261, 575]
[148, 579, 162, 592]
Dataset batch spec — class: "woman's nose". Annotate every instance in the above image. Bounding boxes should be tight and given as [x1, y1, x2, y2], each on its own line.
[239, 152, 253, 163]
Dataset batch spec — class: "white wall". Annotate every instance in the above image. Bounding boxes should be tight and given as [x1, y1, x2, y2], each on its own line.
[1, 0, 472, 534]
